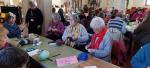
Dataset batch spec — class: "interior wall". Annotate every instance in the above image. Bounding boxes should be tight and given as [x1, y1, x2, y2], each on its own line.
[37, 0, 52, 35]
[100, 0, 126, 11]
[52, 0, 66, 7]
[129, 0, 150, 8]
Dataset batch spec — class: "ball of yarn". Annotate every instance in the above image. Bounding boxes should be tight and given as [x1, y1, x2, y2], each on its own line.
[19, 39, 29, 45]
[38, 50, 49, 61]
[78, 52, 88, 61]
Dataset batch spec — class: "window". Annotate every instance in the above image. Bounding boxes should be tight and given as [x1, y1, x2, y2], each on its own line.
[146, 0, 150, 6]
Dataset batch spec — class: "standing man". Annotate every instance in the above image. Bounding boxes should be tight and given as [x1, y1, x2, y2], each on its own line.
[26, 0, 43, 35]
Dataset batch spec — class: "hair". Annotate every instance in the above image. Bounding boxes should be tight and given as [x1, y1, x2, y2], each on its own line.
[80, 9, 84, 14]
[99, 12, 105, 19]
[52, 13, 61, 22]
[7, 12, 16, 21]
[0, 47, 29, 68]
[70, 14, 80, 23]
[116, 12, 123, 18]
[111, 9, 119, 19]
[83, 5, 89, 13]
[29, 0, 37, 7]
[90, 17, 105, 29]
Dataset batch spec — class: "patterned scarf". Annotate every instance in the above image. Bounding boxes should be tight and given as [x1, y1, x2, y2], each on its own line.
[68, 23, 80, 40]
[66, 23, 80, 47]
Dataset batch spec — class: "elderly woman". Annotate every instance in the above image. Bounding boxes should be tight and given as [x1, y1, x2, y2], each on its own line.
[0, 27, 9, 49]
[26, 0, 43, 35]
[134, 9, 150, 47]
[4, 12, 21, 38]
[47, 13, 64, 41]
[62, 14, 89, 52]
[86, 17, 112, 62]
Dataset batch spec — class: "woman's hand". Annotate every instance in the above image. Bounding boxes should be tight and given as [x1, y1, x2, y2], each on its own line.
[85, 44, 90, 50]
[147, 66, 150, 68]
[52, 28, 58, 32]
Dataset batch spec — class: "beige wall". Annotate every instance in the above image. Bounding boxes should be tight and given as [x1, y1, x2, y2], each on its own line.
[100, 0, 126, 11]
[128, 0, 150, 8]
[52, 0, 66, 6]
[37, 0, 52, 35]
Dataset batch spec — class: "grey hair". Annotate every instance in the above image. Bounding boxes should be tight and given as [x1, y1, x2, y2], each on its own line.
[7, 12, 16, 21]
[52, 13, 61, 21]
[90, 17, 105, 29]
[29, 0, 37, 7]
[70, 13, 80, 23]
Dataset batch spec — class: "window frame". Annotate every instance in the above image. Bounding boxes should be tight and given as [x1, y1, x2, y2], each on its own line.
[145, 0, 150, 6]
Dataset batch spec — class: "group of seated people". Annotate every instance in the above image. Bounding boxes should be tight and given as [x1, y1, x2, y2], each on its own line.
[48, 7, 127, 64]
[0, 6, 150, 68]
[43, 7, 150, 67]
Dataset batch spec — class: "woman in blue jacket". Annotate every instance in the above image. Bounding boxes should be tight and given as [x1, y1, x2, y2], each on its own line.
[4, 12, 21, 38]
[131, 44, 150, 68]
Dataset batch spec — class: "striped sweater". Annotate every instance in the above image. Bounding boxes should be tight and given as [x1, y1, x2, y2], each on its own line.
[108, 17, 127, 34]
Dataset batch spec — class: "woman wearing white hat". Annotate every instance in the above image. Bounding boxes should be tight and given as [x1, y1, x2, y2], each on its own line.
[3, 12, 21, 38]
[86, 17, 112, 62]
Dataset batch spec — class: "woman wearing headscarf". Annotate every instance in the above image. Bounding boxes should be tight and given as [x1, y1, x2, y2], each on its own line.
[62, 14, 89, 52]
[86, 17, 112, 62]
[4, 12, 21, 38]
[47, 13, 64, 41]
[26, 0, 43, 35]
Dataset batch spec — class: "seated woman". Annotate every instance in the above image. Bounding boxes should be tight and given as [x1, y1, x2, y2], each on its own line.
[47, 13, 64, 41]
[62, 14, 89, 52]
[134, 10, 150, 47]
[0, 27, 9, 49]
[86, 17, 112, 62]
[131, 44, 150, 68]
[4, 12, 21, 38]
[0, 47, 29, 68]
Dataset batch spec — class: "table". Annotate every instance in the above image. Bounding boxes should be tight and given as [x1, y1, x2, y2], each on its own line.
[76, 56, 120, 68]
[10, 36, 120, 68]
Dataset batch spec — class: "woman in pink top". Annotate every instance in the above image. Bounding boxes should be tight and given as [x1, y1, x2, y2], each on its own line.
[47, 13, 64, 41]
[131, 10, 144, 22]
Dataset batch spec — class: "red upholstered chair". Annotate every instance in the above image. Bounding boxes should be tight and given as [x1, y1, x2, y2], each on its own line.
[111, 40, 127, 66]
